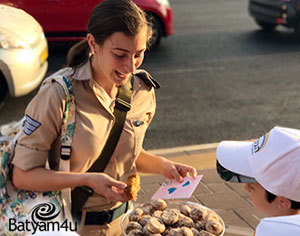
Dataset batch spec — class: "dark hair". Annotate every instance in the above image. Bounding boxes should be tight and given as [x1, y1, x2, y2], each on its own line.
[266, 190, 300, 210]
[67, 0, 150, 68]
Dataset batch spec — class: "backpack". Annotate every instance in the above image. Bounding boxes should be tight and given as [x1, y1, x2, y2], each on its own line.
[0, 75, 76, 235]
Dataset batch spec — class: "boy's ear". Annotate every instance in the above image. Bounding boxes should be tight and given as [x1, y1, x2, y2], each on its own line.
[277, 196, 292, 210]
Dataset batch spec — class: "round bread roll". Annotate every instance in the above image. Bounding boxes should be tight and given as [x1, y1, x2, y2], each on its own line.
[194, 221, 206, 231]
[127, 228, 143, 236]
[153, 210, 163, 218]
[171, 208, 181, 215]
[142, 206, 151, 215]
[199, 230, 216, 236]
[191, 227, 201, 236]
[161, 209, 180, 225]
[177, 214, 194, 228]
[205, 211, 220, 221]
[151, 199, 168, 211]
[167, 227, 181, 236]
[180, 226, 193, 236]
[125, 222, 143, 235]
[143, 224, 153, 235]
[181, 205, 192, 217]
[190, 206, 207, 222]
[139, 214, 152, 226]
[205, 219, 223, 235]
[129, 208, 144, 222]
[146, 217, 166, 234]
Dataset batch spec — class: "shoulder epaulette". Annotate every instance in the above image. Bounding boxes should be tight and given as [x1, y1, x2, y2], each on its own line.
[134, 69, 160, 89]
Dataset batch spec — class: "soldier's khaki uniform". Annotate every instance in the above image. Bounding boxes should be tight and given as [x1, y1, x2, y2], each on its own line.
[12, 59, 157, 235]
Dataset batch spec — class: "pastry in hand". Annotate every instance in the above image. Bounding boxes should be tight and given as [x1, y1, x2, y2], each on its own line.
[124, 173, 140, 201]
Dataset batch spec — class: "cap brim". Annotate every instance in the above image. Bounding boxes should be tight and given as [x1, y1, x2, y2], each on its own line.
[217, 160, 256, 183]
[216, 141, 256, 183]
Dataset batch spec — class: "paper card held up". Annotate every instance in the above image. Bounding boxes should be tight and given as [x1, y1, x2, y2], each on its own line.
[151, 175, 203, 200]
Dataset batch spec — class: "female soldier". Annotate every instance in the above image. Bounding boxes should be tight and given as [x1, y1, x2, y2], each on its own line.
[11, 0, 197, 235]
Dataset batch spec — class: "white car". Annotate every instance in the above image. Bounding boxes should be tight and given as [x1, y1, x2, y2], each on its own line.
[0, 4, 48, 105]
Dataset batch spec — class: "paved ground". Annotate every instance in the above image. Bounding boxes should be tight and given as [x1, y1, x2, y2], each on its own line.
[136, 144, 268, 236]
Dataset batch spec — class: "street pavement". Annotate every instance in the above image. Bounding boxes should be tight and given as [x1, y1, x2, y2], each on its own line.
[136, 143, 268, 236]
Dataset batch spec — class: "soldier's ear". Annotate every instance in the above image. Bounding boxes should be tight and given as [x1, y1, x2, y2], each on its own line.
[277, 196, 292, 210]
[87, 33, 97, 54]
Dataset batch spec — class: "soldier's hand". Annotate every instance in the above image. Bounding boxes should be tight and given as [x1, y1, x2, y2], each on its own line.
[87, 173, 130, 202]
[160, 159, 197, 183]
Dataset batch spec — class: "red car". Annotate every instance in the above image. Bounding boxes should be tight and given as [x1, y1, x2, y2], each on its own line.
[0, 0, 173, 50]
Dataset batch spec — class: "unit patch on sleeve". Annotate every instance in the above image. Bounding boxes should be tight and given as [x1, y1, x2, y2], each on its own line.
[23, 115, 41, 136]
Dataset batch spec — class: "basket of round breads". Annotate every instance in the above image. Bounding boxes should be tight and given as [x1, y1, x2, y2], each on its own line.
[121, 199, 225, 236]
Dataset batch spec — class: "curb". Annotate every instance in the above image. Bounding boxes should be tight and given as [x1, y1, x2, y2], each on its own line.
[149, 142, 219, 156]
[147, 143, 219, 170]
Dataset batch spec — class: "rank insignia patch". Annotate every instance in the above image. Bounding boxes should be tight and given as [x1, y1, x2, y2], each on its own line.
[23, 115, 41, 136]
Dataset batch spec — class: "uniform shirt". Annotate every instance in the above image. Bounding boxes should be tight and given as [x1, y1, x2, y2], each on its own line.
[253, 215, 300, 236]
[12, 59, 156, 211]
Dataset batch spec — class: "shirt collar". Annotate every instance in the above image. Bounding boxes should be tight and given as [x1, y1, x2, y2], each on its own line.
[71, 58, 142, 93]
[71, 59, 93, 81]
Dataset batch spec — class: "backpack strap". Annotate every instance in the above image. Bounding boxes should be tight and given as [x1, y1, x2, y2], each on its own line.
[49, 75, 75, 221]
[50, 76, 75, 161]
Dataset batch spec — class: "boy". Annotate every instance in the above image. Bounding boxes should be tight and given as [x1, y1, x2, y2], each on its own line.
[216, 126, 300, 235]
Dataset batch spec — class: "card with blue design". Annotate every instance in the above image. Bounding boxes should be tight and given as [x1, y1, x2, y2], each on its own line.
[151, 175, 203, 200]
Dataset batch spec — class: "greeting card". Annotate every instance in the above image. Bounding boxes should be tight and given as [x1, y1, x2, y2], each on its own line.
[151, 175, 203, 200]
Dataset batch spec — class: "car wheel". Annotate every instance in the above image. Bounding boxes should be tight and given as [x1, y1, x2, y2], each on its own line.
[255, 20, 277, 31]
[147, 13, 163, 52]
[0, 72, 8, 107]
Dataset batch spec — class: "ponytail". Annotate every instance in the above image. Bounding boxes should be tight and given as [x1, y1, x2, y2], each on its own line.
[67, 39, 90, 68]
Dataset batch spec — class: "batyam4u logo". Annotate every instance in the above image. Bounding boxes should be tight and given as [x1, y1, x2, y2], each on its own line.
[8, 202, 77, 234]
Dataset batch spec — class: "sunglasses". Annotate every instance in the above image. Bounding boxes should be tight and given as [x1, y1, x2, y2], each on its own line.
[216, 160, 257, 183]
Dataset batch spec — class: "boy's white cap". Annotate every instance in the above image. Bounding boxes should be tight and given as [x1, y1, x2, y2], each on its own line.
[217, 126, 300, 202]
[254, 215, 300, 235]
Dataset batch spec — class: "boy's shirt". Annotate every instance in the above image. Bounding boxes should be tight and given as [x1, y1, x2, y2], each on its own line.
[253, 215, 300, 236]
